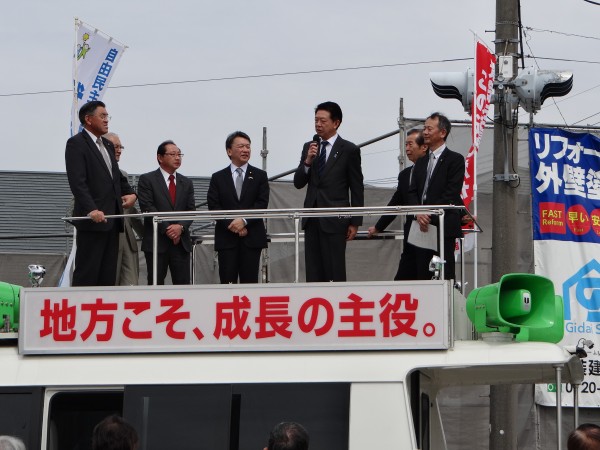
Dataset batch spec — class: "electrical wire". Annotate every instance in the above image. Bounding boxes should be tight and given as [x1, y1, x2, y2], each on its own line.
[522, 28, 569, 126]
[524, 27, 600, 41]
[0, 57, 472, 98]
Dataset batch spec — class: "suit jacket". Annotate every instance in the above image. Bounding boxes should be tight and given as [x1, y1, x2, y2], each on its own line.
[293, 135, 364, 233]
[409, 147, 465, 238]
[375, 165, 415, 233]
[137, 168, 196, 253]
[65, 131, 134, 232]
[207, 164, 269, 250]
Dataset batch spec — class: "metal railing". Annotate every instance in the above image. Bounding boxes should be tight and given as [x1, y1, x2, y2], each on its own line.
[64, 205, 479, 286]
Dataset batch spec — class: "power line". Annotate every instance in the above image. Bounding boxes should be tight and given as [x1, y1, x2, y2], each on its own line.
[0, 57, 471, 98]
[571, 111, 600, 125]
[522, 28, 569, 126]
[527, 56, 600, 64]
[524, 26, 600, 41]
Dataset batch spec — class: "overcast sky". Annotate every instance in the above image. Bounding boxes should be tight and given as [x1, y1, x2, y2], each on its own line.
[1, 0, 598, 186]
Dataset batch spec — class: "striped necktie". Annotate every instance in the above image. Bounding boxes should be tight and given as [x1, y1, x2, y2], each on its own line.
[318, 141, 328, 176]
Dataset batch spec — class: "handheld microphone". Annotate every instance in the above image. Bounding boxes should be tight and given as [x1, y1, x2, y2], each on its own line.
[312, 134, 321, 145]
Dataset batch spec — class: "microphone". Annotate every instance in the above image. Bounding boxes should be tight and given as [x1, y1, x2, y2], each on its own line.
[312, 134, 321, 145]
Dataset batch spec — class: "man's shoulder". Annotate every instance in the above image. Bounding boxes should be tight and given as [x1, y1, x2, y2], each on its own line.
[211, 166, 230, 178]
[67, 131, 89, 146]
[247, 164, 267, 177]
[442, 147, 465, 161]
[176, 171, 193, 182]
[335, 135, 359, 150]
[399, 165, 413, 178]
[139, 168, 160, 181]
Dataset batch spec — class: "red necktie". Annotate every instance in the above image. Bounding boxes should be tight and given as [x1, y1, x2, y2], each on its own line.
[168, 174, 176, 205]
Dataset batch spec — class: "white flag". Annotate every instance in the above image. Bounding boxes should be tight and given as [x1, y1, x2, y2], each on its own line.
[70, 19, 126, 136]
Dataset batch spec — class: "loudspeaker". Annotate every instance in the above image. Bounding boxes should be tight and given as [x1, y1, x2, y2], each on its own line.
[0, 281, 21, 332]
[466, 273, 564, 343]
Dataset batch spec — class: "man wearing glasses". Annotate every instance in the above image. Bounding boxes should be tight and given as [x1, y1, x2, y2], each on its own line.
[138, 140, 196, 285]
[65, 101, 137, 286]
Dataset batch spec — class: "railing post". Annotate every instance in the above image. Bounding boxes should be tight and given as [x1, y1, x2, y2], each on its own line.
[439, 210, 446, 281]
[294, 217, 300, 283]
[152, 218, 158, 286]
[555, 364, 563, 450]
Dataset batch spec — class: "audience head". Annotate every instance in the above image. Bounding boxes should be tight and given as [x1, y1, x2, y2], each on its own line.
[568, 423, 600, 450]
[0, 436, 26, 450]
[92, 415, 139, 450]
[265, 422, 309, 450]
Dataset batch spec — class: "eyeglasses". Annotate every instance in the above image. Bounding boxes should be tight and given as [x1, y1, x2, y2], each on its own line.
[88, 113, 111, 121]
[114, 145, 125, 150]
[164, 152, 184, 158]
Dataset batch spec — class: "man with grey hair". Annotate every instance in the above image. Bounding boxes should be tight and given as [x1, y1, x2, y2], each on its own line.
[104, 132, 144, 285]
[0, 435, 26, 450]
[368, 128, 428, 280]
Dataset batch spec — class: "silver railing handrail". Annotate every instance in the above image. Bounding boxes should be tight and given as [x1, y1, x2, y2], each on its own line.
[63, 205, 480, 285]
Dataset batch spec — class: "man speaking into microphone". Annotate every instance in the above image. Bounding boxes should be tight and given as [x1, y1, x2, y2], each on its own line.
[294, 101, 364, 282]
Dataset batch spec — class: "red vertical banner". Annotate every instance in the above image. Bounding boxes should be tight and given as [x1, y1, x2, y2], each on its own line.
[462, 41, 495, 208]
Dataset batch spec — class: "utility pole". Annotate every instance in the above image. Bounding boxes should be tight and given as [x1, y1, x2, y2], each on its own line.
[490, 0, 520, 447]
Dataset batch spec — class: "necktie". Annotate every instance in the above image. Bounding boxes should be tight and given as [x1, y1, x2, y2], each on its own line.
[96, 138, 112, 176]
[318, 141, 328, 176]
[235, 167, 243, 199]
[422, 152, 435, 203]
[168, 174, 176, 205]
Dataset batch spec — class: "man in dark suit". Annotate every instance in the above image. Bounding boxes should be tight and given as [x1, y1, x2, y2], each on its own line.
[137, 140, 196, 285]
[65, 101, 137, 287]
[367, 129, 428, 280]
[293, 101, 364, 282]
[408, 112, 465, 280]
[207, 131, 269, 283]
[105, 132, 145, 286]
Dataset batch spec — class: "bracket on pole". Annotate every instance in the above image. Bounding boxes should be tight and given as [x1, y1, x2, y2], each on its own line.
[493, 173, 519, 182]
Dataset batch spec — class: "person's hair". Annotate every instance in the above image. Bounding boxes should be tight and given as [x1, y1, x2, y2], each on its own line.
[225, 131, 251, 149]
[157, 140, 176, 156]
[92, 415, 139, 450]
[315, 101, 343, 124]
[407, 128, 425, 147]
[104, 132, 118, 140]
[427, 112, 451, 141]
[568, 423, 600, 450]
[0, 436, 26, 450]
[78, 101, 106, 125]
[267, 422, 309, 450]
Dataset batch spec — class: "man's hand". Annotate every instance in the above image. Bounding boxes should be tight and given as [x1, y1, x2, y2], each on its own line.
[346, 224, 358, 241]
[166, 223, 183, 242]
[416, 213, 431, 232]
[228, 218, 246, 233]
[122, 194, 137, 209]
[367, 226, 379, 238]
[305, 141, 318, 166]
[238, 227, 248, 237]
[88, 209, 107, 223]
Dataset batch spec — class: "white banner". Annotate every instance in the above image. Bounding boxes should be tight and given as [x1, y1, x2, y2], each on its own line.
[534, 241, 600, 406]
[70, 19, 126, 136]
[19, 281, 451, 354]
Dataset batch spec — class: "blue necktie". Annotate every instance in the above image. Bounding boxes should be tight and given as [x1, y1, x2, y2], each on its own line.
[318, 141, 328, 176]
